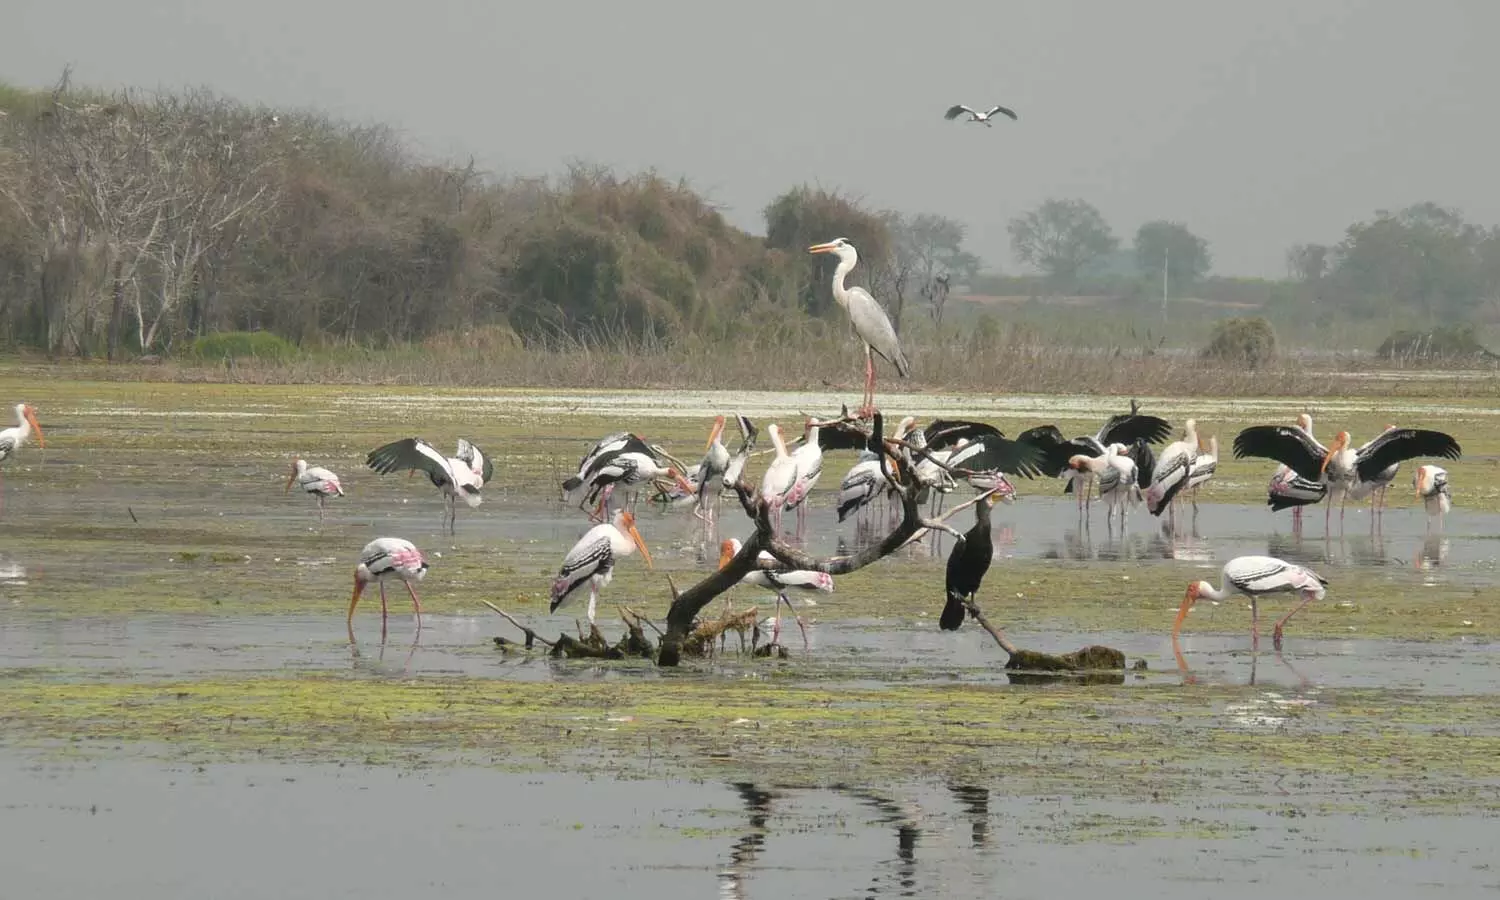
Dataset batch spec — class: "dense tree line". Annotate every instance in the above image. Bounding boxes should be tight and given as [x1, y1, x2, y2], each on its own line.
[0, 77, 974, 358]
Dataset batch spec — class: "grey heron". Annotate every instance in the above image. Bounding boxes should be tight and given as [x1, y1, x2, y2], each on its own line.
[807, 238, 910, 417]
[943, 104, 1018, 127]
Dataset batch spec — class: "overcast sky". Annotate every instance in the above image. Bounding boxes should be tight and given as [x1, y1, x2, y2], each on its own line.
[4, 1, 1497, 277]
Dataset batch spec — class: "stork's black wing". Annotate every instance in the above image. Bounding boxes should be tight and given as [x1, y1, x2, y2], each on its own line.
[924, 419, 1003, 452]
[1232, 425, 1328, 481]
[1127, 438, 1156, 488]
[366, 437, 455, 487]
[948, 435, 1046, 479]
[1355, 428, 1461, 481]
[817, 420, 872, 453]
[1098, 414, 1172, 447]
[1016, 425, 1100, 478]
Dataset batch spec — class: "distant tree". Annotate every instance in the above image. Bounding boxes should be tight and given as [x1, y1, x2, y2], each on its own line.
[1008, 198, 1118, 290]
[1329, 203, 1488, 319]
[1133, 220, 1210, 290]
[873, 210, 980, 332]
[1285, 243, 1329, 282]
[763, 186, 890, 316]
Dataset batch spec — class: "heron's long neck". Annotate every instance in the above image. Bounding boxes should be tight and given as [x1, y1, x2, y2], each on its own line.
[831, 256, 856, 305]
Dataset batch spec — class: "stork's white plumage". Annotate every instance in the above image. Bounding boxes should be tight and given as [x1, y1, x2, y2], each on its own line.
[551, 509, 653, 627]
[1066, 443, 1138, 528]
[1415, 464, 1451, 528]
[1145, 418, 1200, 523]
[781, 419, 824, 535]
[347, 537, 428, 640]
[808, 239, 910, 417]
[1266, 414, 1326, 522]
[1173, 555, 1329, 651]
[1185, 435, 1218, 508]
[285, 457, 344, 523]
[0, 403, 44, 513]
[759, 423, 800, 526]
[718, 537, 832, 648]
[943, 103, 1018, 126]
[365, 437, 492, 533]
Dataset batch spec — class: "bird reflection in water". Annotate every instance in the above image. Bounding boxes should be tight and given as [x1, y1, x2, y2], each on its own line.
[1174, 634, 1310, 688]
[1416, 534, 1449, 571]
[947, 783, 990, 849]
[838, 785, 921, 898]
[717, 782, 773, 900]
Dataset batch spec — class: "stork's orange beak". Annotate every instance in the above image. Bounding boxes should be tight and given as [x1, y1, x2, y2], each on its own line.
[23, 406, 43, 449]
[668, 467, 694, 495]
[346, 572, 365, 626]
[284, 471, 296, 493]
[706, 415, 725, 450]
[626, 521, 654, 570]
[717, 539, 736, 570]
[1172, 584, 1198, 639]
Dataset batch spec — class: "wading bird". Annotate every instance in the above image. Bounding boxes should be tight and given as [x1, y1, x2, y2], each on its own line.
[1234, 423, 1461, 529]
[693, 415, 734, 517]
[1415, 464, 1451, 530]
[837, 416, 912, 524]
[285, 458, 344, 523]
[718, 537, 832, 648]
[1173, 555, 1329, 652]
[1015, 405, 1170, 511]
[347, 537, 428, 640]
[1065, 444, 1139, 530]
[721, 415, 759, 490]
[551, 509, 654, 628]
[781, 418, 824, 534]
[760, 423, 800, 529]
[1185, 435, 1218, 509]
[1266, 414, 1325, 523]
[1145, 419, 1201, 523]
[563, 432, 641, 501]
[0, 403, 44, 512]
[576, 440, 694, 520]
[943, 103, 1018, 126]
[941, 490, 998, 630]
[808, 238, 910, 417]
[365, 437, 493, 533]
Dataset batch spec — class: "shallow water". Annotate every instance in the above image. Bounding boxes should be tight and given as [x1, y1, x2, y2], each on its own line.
[4, 755, 1495, 899]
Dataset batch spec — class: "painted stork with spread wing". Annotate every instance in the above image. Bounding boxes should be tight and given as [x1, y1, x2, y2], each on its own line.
[346, 537, 429, 640]
[719, 537, 832, 649]
[1266, 414, 1326, 522]
[366, 437, 492, 533]
[551, 509, 654, 627]
[285, 458, 344, 523]
[1173, 555, 1329, 652]
[1234, 423, 1460, 529]
[0, 403, 44, 513]
[1415, 464, 1452, 530]
[563, 430, 694, 520]
[808, 238, 910, 417]
[1016, 405, 1170, 513]
[943, 103, 1018, 126]
[941, 490, 998, 631]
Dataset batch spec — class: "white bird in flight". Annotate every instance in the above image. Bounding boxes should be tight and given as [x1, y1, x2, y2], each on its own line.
[944, 103, 1018, 127]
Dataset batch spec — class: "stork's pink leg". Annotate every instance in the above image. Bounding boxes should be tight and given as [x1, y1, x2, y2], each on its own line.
[405, 580, 424, 633]
[779, 592, 809, 651]
[1249, 597, 1260, 652]
[1272, 591, 1316, 651]
[379, 580, 389, 642]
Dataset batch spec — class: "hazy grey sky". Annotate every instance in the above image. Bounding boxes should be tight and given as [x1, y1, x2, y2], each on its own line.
[5, 1, 1498, 277]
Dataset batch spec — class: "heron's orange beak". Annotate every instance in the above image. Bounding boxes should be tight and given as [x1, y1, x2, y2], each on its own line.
[807, 242, 838, 254]
[706, 415, 725, 450]
[626, 519, 654, 570]
[23, 406, 44, 449]
[717, 539, 736, 570]
[347, 571, 365, 626]
[1172, 584, 1199, 640]
[668, 467, 694, 495]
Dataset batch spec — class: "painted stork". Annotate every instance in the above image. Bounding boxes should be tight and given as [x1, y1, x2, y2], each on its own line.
[563, 432, 640, 500]
[285, 458, 344, 523]
[551, 508, 654, 627]
[1415, 464, 1451, 530]
[1145, 419, 1202, 523]
[943, 103, 1018, 126]
[1016, 405, 1171, 511]
[718, 537, 832, 648]
[1065, 443, 1140, 529]
[918, 418, 1048, 503]
[1185, 435, 1218, 509]
[760, 423, 800, 528]
[941, 490, 997, 630]
[1266, 414, 1325, 522]
[0, 403, 44, 511]
[808, 238, 910, 417]
[346, 537, 428, 640]
[781, 418, 824, 533]
[720, 414, 759, 490]
[1233, 423, 1460, 529]
[836, 414, 909, 524]
[692, 415, 733, 516]
[577, 439, 693, 520]
[1347, 425, 1401, 516]
[1173, 555, 1329, 652]
[366, 437, 493, 533]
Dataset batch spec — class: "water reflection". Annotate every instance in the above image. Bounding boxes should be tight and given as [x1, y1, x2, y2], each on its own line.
[0, 552, 26, 586]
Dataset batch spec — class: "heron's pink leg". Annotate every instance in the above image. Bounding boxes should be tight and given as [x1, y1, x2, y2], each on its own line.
[404, 580, 424, 632]
[862, 346, 876, 416]
[1272, 591, 1316, 651]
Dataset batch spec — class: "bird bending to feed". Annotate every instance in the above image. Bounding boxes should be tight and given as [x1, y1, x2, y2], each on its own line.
[808, 238, 910, 417]
[567, 432, 693, 521]
[1415, 464, 1451, 530]
[942, 490, 998, 631]
[285, 458, 344, 522]
[719, 538, 832, 649]
[552, 509, 654, 627]
[365, 437, 492, 533]
[1173, 555, 1329, 652]
[1233, 422, 1460, 530]
[347, 537, 429, 640]
[0, 403, 44, 512]
[943, 103, 1018, 126]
